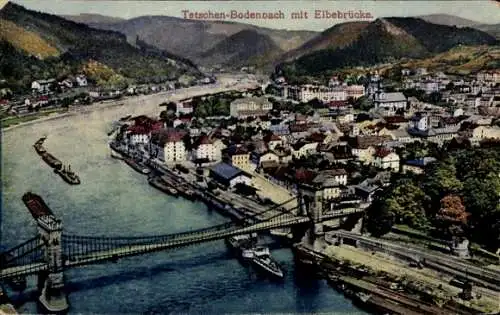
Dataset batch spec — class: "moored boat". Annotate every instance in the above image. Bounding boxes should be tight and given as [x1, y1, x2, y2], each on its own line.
[124, 158, 151, 175]
[244, 246, 284, 279]
[148, 176, 178, 196]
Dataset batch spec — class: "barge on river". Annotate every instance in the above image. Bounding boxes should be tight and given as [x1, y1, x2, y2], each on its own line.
[54, 164, 80, 185]
[124, 158, 151, 175]
[41, 152, 62, 170]
[148, 176, 178, 196]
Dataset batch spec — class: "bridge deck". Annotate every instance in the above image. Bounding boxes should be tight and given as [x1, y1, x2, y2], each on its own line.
[1, 208, 364, 279]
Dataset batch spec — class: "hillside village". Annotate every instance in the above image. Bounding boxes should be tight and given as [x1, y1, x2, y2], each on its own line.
[110, 66, 500, 254]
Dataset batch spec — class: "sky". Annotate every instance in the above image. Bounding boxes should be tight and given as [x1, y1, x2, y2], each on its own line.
[2, 0, 500, 31]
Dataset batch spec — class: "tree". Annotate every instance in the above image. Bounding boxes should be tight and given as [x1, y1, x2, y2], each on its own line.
[354, 96, 373, 111]
[435, 195, 468, 240]
[366, 197, 395, 237]
[462, 174, 500, 248]
[384, 182, 429, 229]
[182, 133, 192, 151]
[423, 159, 462, 215]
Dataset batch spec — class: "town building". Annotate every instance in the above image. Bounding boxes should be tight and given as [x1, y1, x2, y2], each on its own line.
[192, 135, 221, 161]
[291, 141, 319, 159]
[222, 145, 251, 169]
[470, 126, 500, 141]
[286, 85, 347, 103]
[402, 157, 437, 174]
[372, 148, 400, 172]
[149, 129, 187, 162]
[31, 79, 55, 93]
[230, 96, 272, 118]
[75, 75, 88, 87]
[311, 169, 348, 200]
[373, 92, 408, 115]
[209, 162, 252, 188]
[345, 85, 366, 99]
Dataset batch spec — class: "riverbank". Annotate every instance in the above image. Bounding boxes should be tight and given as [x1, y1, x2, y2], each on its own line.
[2, 77, 258, 133]
[293, 240, 500, 315]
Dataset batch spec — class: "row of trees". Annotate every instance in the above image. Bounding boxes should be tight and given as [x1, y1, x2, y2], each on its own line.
[366, 146, 500, 250]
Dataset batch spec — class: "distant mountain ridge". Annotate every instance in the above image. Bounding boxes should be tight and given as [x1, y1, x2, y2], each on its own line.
[418, 14, 500, 39]
[0, 2, 201, 90]
[276, 17, 498, 80]
[61, 13, 125, 25]
[417, 14, 481, 27]
[62, 14, 318, 69]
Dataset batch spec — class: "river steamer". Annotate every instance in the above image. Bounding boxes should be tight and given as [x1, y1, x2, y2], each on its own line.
[242, 247, 284, 279]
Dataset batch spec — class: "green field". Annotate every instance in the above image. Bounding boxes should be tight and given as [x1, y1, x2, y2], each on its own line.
[1, 107, 68, 128]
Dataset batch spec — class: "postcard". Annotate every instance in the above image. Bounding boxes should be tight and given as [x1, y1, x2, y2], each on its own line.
[0, 0, 499, 314]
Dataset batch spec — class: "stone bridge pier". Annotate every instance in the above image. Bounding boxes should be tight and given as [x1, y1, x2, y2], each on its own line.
[296, 182, 325, 251]
[36, 214, 69, 312]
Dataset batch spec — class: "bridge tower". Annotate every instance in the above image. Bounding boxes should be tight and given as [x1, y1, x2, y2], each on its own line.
[37, 214, 69, 312]
[295, 170, 324, 250]
[23, 193, 69, 312]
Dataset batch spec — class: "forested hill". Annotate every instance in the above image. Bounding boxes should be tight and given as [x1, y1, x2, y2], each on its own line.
[276, 17, 498, 80]
[0, 2, 201, 91]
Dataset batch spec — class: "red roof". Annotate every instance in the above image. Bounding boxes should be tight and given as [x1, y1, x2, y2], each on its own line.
[329, 100, 348, 108]
[133, 115, 156, 126]
[295, 168, 316, 184]
[198, 135, 212, 145]
[308, 132, 326, 143]
[127, 125, 150, 135]
[269, 134, 281, 141]
[151, 129, 187, 145]
[0, 99, 8, 105]
[38, 96, 49, 101]
[384, 116, 407, 124]
[374, 147, 393, 158]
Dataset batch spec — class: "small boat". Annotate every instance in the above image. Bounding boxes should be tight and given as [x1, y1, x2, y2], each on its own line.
[244, 247, 284, 279]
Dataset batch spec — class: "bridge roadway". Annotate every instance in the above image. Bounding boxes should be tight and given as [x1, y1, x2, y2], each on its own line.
[0, 208, 364, 280]
[66, 208, 363, 267]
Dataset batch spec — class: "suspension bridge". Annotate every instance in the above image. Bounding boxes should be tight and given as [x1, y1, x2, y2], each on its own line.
[0, 186, 366, 312]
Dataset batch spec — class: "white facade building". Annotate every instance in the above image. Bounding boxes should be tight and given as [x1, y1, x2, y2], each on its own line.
[373, 92, 407, 114]
[150, 130, 187, 162]
[230, 96, 273, 118]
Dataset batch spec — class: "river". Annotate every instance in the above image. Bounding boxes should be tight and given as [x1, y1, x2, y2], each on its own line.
[1, 82, 366, 314]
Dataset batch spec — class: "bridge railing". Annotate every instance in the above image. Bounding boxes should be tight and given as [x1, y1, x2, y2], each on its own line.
[0, 236, 45, 268]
